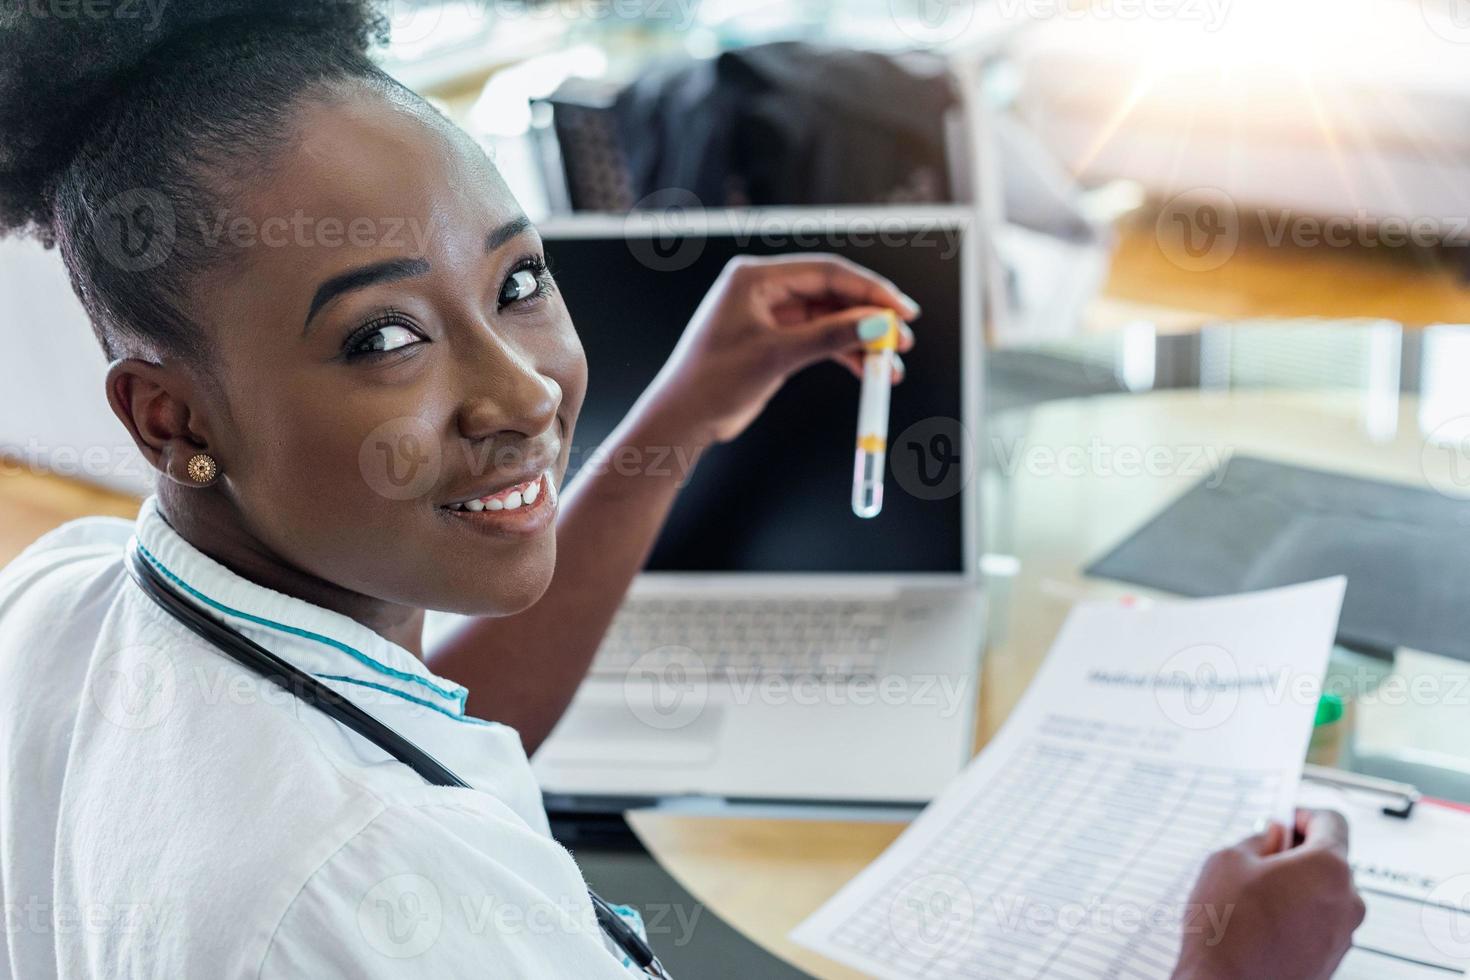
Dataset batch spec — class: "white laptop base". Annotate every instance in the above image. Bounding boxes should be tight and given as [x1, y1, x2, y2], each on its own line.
[533, 579, 983, 804]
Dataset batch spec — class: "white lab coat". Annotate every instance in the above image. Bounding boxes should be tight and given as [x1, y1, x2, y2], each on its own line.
[0, 499, 645, 978]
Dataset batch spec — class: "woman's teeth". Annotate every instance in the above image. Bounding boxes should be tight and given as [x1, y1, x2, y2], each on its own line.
[447, 474, 547, 513]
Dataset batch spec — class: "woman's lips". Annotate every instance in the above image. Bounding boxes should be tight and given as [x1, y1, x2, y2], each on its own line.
[441, 472, 557, 535]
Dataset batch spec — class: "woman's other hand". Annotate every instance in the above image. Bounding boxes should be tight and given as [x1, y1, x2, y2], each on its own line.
[1172, 809, 1365, 980]
[642, 253, 919, 447]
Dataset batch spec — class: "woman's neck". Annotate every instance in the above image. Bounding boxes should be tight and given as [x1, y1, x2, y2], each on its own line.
[156, 483, 426, 656]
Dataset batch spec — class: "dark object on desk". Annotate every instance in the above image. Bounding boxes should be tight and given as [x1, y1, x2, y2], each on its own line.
[541, 42, 959, 211]
[1087, 456, 1470, 662]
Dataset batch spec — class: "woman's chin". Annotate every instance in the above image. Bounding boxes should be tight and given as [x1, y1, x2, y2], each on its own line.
[430, 566, 555, 618]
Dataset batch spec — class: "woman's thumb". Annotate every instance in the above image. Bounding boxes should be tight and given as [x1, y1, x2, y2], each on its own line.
[777, 306, 897, 371]
[1236, 819, 1287, 858]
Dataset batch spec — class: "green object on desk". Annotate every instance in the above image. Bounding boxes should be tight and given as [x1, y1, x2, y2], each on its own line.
[1314, 693, 1344, 727]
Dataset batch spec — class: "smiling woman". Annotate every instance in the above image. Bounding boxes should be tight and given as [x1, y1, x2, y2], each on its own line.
[0, 3, 1369, 979]
[0, 1, 931, 976]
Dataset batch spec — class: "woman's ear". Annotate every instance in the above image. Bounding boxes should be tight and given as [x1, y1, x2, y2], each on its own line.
[105, 358, 216, 487]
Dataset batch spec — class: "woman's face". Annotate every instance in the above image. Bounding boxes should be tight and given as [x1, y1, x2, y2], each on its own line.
[184, 86, 586, 616]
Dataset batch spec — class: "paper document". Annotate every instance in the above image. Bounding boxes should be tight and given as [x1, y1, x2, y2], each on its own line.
[1299, 781, 1470, 979]
[792, 579, 1347, 979]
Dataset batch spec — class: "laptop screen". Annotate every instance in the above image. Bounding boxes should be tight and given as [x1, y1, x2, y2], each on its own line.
[543, 213, 969, 574]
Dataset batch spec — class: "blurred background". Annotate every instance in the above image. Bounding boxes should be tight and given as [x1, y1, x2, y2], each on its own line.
[9, 2, 1470, 975]
[11, 0, 1470, 497]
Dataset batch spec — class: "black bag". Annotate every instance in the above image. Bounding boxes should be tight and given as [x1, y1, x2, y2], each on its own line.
[611, 41, 959, 208]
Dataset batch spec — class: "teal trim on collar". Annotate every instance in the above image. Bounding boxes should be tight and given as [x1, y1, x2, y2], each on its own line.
[314, 674, 496, 726]
[136, 542, 468, 711]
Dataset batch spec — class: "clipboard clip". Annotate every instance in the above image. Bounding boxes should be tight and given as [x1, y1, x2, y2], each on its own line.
[1303, 764, 1421, 819]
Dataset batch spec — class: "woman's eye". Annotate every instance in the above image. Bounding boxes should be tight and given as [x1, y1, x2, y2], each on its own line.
[355, 323, 420, 355]
[499, 268, 540, 306]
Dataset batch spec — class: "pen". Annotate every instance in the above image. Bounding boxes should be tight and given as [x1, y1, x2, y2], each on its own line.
[852, 311, 901, 518]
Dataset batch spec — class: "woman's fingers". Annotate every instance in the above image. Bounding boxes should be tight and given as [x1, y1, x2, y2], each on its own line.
[1291, 808, 1351, 858]
[1234, 820, 1287, 858]
[736, 254, 920, 320]
[778, 305, 915, 381]
[782, 306, 889, 368]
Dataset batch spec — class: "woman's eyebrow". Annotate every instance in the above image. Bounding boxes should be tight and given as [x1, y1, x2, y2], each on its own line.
[301, 218, 531, 332]
[303, 256, 431, 332]
[487, 215, 531, 253]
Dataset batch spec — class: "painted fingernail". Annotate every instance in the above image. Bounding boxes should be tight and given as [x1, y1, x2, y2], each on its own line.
[856, 314, 890, 342]
[900, 292, 921, 314]
[893, 353, 906, 379]
[1251, 817, 1270, 835]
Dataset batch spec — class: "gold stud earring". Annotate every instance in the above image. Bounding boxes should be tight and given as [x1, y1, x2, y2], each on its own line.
[185, 453, 219, 485]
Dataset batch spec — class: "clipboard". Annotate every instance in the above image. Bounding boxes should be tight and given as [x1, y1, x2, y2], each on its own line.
[1299, 769, 1470, 978]
[1303, 764, 1422, 819]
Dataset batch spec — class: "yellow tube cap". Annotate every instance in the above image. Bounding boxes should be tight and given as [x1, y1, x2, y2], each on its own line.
[856, 311, 901, 352]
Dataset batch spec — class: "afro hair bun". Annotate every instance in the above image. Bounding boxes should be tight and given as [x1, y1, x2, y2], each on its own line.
[0, 0, 388, 239]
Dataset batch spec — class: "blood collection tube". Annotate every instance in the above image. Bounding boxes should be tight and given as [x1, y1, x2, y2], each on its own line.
[852, 311, 900, 518]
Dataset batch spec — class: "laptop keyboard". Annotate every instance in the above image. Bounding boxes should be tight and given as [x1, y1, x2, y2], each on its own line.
[592, 598, 893, 682]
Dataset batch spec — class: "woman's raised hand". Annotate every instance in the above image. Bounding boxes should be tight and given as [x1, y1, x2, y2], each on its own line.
[642, 253, 919, 446]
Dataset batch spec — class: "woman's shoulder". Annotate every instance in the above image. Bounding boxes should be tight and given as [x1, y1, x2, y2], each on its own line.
[0, 515, 136, 648]
[0, 514, 133, 597]
[11, 513, 133, 556]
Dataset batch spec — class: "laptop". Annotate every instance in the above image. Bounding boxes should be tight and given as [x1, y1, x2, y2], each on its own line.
[531, 206, 985, 806]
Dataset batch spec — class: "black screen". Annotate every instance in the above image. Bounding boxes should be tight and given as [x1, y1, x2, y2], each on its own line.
[546, 219, 967, 573]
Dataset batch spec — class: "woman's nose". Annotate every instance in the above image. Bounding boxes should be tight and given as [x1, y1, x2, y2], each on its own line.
[455, 343, 561, 442]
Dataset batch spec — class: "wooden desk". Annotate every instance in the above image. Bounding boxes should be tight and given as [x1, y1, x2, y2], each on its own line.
[629, 388, 1470, 978]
